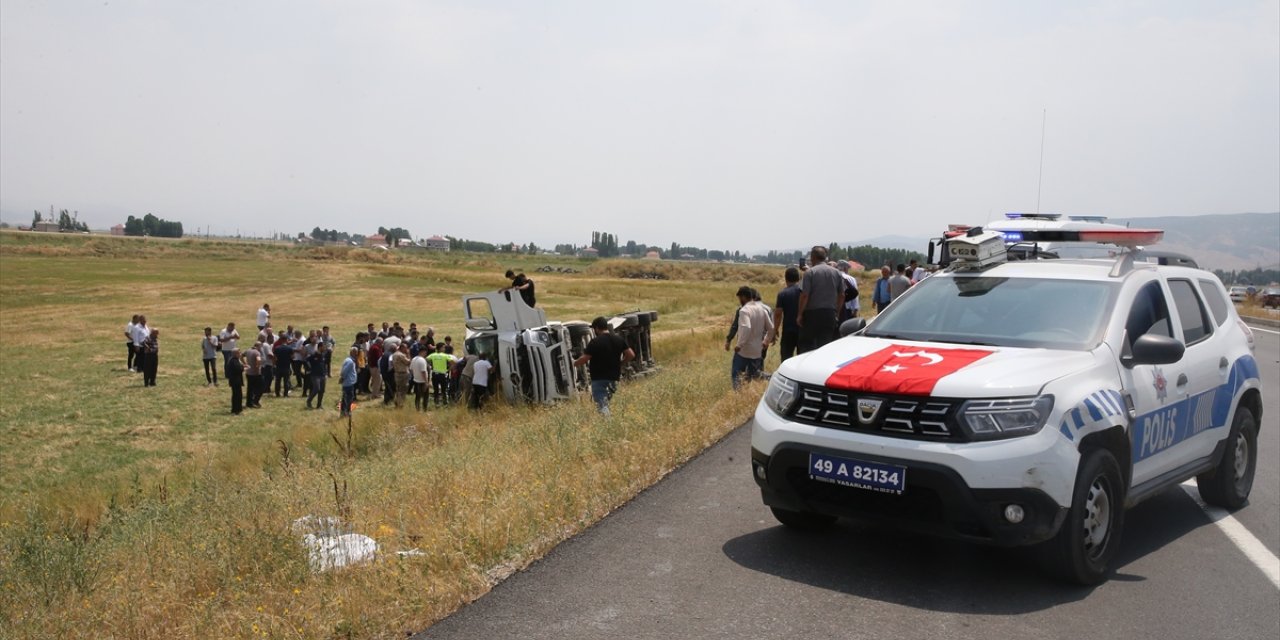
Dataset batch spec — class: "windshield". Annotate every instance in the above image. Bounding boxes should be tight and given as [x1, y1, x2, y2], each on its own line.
[865, 275, 1117, 350]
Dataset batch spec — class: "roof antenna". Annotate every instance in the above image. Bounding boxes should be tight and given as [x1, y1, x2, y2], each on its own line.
[1035, 108, 1047, 215]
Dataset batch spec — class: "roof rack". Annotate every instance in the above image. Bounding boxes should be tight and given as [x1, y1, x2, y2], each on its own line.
[1004, 213, 1061, 220]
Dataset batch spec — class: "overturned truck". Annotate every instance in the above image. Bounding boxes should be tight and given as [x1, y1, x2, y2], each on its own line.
[461, 290, 659, 404]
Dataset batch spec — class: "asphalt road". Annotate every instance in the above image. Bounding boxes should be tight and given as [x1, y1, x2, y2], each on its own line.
[417, 327, 1280, 640]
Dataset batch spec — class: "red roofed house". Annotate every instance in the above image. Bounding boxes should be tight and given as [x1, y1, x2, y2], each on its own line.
[365, 233, 387, 247]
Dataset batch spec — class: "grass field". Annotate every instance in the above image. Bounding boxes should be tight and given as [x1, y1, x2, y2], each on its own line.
[0, 231, 837, 639]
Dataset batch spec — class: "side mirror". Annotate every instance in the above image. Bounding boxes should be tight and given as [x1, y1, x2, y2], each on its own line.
[1123, 333, 1185, 368]
[927, 241, 936, 265]
[839, 317, 866, 338]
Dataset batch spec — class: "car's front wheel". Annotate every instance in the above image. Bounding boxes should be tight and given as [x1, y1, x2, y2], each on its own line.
[1197, 406, 1258, 510]
[1040, 448, 1126, 585]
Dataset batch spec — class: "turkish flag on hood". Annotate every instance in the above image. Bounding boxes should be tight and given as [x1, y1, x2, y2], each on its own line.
[825, 345, 995, 396]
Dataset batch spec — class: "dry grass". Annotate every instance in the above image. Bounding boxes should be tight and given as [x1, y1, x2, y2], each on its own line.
[0, 231, 788, 639]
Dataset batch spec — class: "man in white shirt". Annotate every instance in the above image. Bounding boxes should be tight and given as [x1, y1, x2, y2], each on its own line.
[732, 286, 775, 390]
[256, 304, 270, 331]
[910, 259, 927, 284]
[126, 315, 139, 371]
[835, 261, 861, 322]
[131, 315, 151, 373]
[470, 355, 493, 410]
[218, 322, 240, 370]
[410, 351, 430, 412]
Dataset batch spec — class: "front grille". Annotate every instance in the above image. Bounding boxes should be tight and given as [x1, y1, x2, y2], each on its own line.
[790, 384, 965, 441]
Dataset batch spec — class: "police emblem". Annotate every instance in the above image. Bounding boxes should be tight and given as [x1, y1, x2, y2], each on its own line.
[1151, 366, 1168, 404]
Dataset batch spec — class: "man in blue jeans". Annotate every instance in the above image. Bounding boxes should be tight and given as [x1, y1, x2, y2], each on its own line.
[573, 317, 635, 416]
[339, 347, 359, 417]
[731, 285, 774, 389]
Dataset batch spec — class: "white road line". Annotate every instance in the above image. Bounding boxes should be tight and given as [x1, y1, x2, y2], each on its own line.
[1180, 481, 1280, 589]
[1247, 326, 1280, 335]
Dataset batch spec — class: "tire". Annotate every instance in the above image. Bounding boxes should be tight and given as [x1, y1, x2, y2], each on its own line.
[1040, 448, 1126, 585]
[769, 506, 836, 531]
[1196, 406, 1258, 510]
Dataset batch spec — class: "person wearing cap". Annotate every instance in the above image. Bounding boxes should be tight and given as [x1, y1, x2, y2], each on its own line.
[573, 317, 635, 415]
[731, 286, 774, 389]
[835, 260, 861, 323]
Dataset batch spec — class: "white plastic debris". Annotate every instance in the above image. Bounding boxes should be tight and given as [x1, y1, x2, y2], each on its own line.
[302, 533, 378, 572]
[291, 515, 348, 537]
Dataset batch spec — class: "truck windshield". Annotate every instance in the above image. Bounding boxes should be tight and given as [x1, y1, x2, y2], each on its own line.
[865, 275, 1117, 350]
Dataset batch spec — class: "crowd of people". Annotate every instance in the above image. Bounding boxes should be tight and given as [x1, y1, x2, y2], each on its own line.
[726, 246, 932, 387]
[165, 302, 490, 416]
[122, 258, 934, 415]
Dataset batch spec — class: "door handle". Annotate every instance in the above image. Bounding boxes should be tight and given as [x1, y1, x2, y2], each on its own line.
[1220, 357, 1229, 370]
[1176, 373, 1189, 387]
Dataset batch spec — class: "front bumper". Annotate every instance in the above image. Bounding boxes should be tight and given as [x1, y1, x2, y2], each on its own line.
[753, 445, 1066, 545]
[751, 403, 1076, 546]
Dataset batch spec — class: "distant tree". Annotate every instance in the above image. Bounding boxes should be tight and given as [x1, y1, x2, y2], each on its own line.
[31, 210, 42, 227]
[123, 213, 182, 238]
[377, 226, 412, 246]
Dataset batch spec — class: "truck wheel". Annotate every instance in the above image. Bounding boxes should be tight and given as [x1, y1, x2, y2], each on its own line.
[1196, 406, 1257, 510]
[1040, 448, 1125, 585]
[769, 506, 836, 531]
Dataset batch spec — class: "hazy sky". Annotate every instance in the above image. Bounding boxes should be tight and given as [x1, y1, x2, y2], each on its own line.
[2, 1, 1277, 251]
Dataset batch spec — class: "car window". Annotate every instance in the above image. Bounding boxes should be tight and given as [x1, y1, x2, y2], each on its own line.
[865, 276, 1115, 349]
[1169, 279, 1213, 345]
[1197, 278, 1231, 327]
[1125, 281, 1172, 349]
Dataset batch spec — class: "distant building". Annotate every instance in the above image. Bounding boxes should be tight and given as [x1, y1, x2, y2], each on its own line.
[644, 250, 661, 260]
[110, 224, 126, 236]
[364, 233, 387, 247]
[33, 221, 60, 233]
[424, 235, 450, 251]
[580, 247, 599, 258]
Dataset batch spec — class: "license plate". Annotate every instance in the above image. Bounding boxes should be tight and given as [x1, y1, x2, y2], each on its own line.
[808, 452, 907, 495]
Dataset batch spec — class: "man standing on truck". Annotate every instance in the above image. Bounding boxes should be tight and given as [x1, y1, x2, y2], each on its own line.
[502, 270, 537, 308]
[573, 317, 636, 416]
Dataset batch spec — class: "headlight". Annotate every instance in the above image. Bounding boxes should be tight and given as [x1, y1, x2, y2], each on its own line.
[763, 374, 798, 416]
[958, 395, 1053, 440]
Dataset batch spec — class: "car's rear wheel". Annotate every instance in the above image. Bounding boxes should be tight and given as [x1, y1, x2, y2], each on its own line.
[770, 506, 836, 531]
[1040, 448, 1125, 585]
[1196, 406, 1258, 510]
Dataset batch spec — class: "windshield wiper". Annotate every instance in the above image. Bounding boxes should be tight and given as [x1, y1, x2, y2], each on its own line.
[943, 339, 998, 346]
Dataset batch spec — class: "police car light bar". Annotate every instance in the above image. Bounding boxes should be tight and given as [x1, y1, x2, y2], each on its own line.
[994, 228, 1162, 248]
[1076, 229, 1163, 249]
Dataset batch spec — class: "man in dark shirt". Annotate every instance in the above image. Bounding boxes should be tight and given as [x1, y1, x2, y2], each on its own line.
[573, 317, 635, 416]
[503, 270, 537, 308]
[226, 349, 245, 415]
[772, 267, 803, 361]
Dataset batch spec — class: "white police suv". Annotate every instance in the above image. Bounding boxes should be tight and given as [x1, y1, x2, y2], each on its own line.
[751, 224, 1263, 584]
